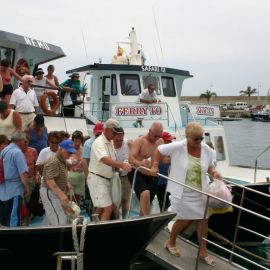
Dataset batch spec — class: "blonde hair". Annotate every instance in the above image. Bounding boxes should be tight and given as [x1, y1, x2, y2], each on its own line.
[185, 122, 204, 137]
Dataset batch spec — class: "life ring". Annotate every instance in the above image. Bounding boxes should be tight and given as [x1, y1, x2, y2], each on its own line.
[40, 91, 59, 115]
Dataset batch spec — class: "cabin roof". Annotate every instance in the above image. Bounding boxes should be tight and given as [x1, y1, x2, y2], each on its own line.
[0, 30, 65, 62]
[66, 63, 193, 77]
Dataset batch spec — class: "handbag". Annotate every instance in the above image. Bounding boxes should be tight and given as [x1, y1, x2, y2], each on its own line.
[111, 172, 122, 208]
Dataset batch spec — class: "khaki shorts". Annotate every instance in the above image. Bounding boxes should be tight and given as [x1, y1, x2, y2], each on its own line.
[120, 175, 132, 201]
[87, 173, 112, 208]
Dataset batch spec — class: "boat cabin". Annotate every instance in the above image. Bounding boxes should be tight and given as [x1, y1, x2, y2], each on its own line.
[0, 30, 65, 76]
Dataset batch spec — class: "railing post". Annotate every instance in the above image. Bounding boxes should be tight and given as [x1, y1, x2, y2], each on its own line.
[195, 195, 210, 270]
[229, 188, 246, 262]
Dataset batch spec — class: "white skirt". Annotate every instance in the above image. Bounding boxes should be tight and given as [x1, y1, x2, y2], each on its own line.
[171, 188, 208, 219]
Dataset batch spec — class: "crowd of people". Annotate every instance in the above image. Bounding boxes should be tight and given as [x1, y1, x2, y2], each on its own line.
[0, 61, 221, 266]
[0, 59, 84, 119]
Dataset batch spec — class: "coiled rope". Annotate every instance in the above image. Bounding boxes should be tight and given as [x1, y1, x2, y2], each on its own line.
[72, 216, 87, 270]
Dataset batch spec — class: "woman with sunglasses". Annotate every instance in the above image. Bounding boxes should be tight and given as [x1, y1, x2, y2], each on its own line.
[151, 122, 222, 267]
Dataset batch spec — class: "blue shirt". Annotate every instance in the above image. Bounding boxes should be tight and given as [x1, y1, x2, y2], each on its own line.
[0, 143, 28, 201]
[83, 137, 95, 159]
[157, 163, 170, 186]
[29, 127, 48, 154]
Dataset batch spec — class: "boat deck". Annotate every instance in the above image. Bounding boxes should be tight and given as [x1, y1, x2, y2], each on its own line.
[145, 229, 246, 270]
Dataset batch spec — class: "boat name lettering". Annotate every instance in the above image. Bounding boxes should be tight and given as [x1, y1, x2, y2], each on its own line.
[196, 106, 214, 116]
[141, 66, 166, 73]
[115, 107, 148, 116]
[150, 106, 162, 115]
[24, 36, 50, 50]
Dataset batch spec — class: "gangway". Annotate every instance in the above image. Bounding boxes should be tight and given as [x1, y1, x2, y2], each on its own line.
[145, 229, 246, 270]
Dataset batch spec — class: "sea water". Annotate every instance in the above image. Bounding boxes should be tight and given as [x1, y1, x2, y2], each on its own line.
[222, 119, 270, 270]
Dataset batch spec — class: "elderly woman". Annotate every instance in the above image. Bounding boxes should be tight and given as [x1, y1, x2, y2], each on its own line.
[151, 122, 222, 267]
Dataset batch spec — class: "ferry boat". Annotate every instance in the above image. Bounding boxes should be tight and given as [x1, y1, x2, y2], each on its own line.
[0, 28, 269, 269]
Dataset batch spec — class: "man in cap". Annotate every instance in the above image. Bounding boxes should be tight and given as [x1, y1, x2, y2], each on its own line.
[87, 119, 132, 221]
[59, 72, 82, 117]
[9, 75, 39, 129]
[40, 139, 76, 225]
[0, 131, 29, 227]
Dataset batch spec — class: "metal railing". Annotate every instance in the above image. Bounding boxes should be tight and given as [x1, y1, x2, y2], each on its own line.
[128, 166, 270, 270]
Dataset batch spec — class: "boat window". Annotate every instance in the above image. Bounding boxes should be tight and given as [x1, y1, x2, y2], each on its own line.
[214, 136, 226, 161]
[0, 47, 15, 67]
[120, 74, 141, 96]
[142, 76, 161, 95]
[111, 74, 117, 96]
[102, 76, 111, 96]
[161, 76, 176, 97]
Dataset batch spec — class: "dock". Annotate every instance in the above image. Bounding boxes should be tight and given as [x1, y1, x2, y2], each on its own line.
[145, 229, 246, 270]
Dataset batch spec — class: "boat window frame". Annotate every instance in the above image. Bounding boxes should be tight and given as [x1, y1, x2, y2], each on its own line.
[111, 74, 117, 96]
[214, 135, 226, 161]
[142, 75, 161, 95]
[161, 76, 176, 97]
[102, 76, 111, 96]
[120, 74, 141, 96]
[0, 46, 15, 68]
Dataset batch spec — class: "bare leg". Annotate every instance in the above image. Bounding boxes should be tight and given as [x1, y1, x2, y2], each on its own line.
[139, 190, 151, 216]
[195, 219, 209, 257]
[167, 219, 193, 247]
[100, 205, 113, 221]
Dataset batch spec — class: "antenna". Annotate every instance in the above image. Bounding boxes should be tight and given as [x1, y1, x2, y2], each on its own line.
[81, 29, 89, 60]
[152, 6, 164, 64]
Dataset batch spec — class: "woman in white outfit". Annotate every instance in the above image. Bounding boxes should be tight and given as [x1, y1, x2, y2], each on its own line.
[151, 122, 222, 267]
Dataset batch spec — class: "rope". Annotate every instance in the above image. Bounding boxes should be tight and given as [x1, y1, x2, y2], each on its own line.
[72, 216, 87, 270]
[208, 228, 270, 263]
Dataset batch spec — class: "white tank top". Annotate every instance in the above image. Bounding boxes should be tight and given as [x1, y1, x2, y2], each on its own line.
[46, 77, 58, 94]
[35, 77, 47, 98]
[115, 139, 130, 176]
[0, 110, 16, 139]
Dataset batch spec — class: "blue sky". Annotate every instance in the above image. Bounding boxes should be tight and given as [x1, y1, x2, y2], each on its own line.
[1, 0, 270, 96]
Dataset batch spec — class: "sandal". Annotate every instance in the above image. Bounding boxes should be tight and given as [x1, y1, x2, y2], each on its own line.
[164, 241, 181, 257]
[200, 255, 216, 267]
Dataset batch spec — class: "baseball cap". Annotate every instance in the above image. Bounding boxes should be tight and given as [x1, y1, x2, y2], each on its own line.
[104, 118, 123, 133]
[93, 122, 104, 134]
[59, 139, 77, 153]
[162, 131, 175, 141]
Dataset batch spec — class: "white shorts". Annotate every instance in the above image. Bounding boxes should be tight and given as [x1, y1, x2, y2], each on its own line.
[87, 174, 112, 208]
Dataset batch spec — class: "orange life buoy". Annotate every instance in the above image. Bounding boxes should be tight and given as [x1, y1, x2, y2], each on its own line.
[40, 91, 59, 116]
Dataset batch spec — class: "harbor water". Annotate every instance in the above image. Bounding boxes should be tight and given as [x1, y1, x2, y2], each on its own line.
[223, 119, 270, 168]
[222, 119, 270, 270]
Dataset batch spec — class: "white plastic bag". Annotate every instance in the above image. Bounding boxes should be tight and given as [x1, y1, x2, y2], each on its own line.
[205, 180, 232, 208]
[111, 172, 122, 208]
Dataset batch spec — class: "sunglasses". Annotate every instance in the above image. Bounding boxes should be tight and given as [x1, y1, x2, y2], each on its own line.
[50, 141, 59, 145]
[192, 137, 204, 142]
[68, 151, 73, 155]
